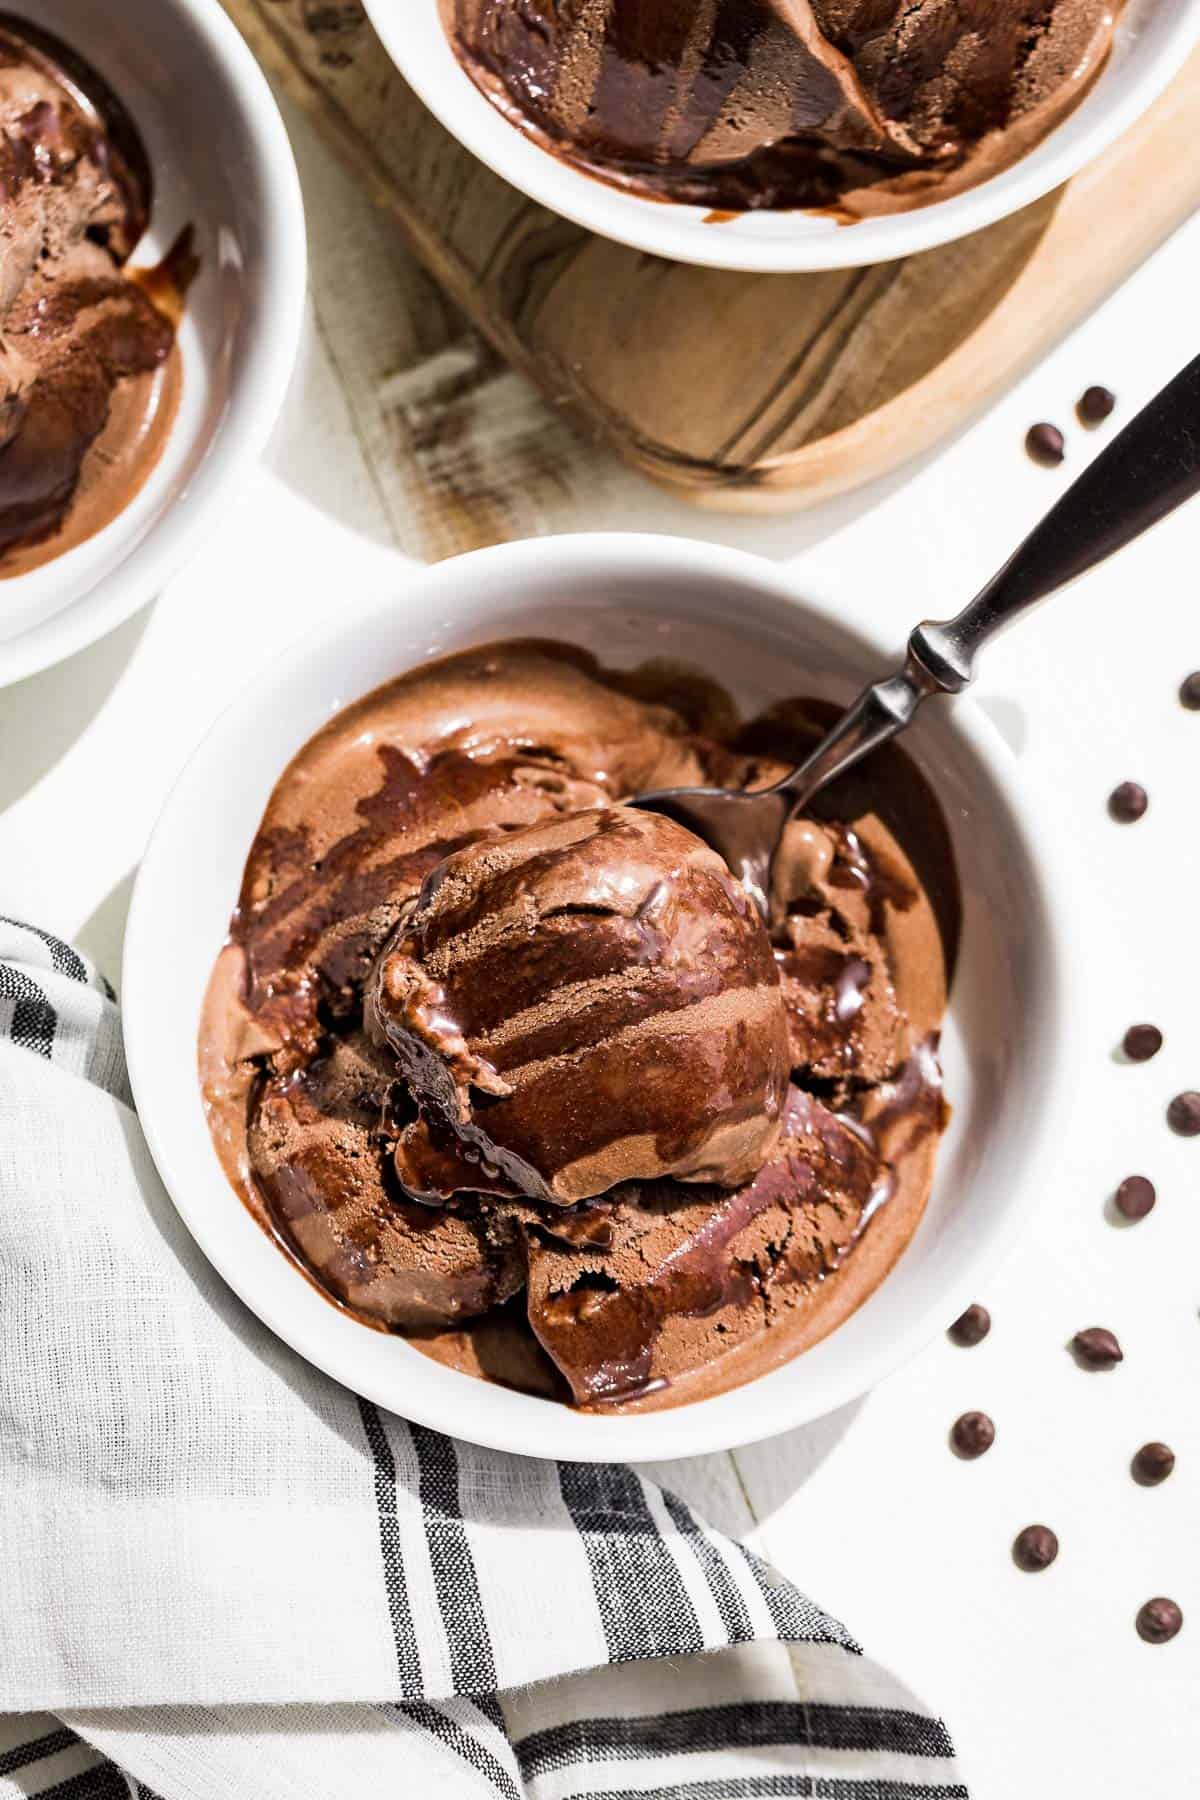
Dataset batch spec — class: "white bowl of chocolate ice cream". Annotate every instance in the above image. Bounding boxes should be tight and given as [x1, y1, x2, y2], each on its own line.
[0, 0, 305, 685]
[365, 0, 1200, 272]
[124, 535, 1079, 1461]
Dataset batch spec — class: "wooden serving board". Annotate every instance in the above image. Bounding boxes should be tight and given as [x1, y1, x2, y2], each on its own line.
[226, 1, 1200, 512]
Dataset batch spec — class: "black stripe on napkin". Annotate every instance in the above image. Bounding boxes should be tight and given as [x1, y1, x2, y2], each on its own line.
[357, 1398, 424, 1697]
[397, 1700, 521, 1800]
[26, 1765, 131, 1800]
[470, 1693, 507, 1732]
[0, 1727, 78, 1778]
[0, 917, 88, 984]
[515, 1702, 956, 1776]
[0, 963, 56, 1059]
[558, 1463, 704, 1661]
[410, 1424, 497, 1691]
[567, 1781, 968, 1800]
[737, 1542, 860, 1651]
[661, 1488, 755, 1644]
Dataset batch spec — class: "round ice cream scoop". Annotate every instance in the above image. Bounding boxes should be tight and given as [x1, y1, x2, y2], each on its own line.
[366, 805, 790, 1206]
[247, 1035, 523, 1329]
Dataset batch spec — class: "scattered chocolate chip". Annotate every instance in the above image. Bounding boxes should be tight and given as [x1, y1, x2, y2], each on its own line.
[948, 1303, 991, 1347]
[1167, 1092, 1200, 1136]
[1026, 422, 1065, 466]
[1108, 781, 1148, 823]
[1137, 1598, 1183, 1644]
[951, 1410, 995, 1457]
[1071, 1327, 1123, 1369]
[1013, 1525, 1058, 1571]
[1114, 1175, 1156, 1221]
[1123, 1023, 1164, 1062]
[1179, 672, 1200, 710]
[1132, 1441, 1175, 1486]
[1077, 385, 1116, 426]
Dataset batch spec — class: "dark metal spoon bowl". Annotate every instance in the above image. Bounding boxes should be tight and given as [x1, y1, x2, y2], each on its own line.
[635, 354, 1200, 914]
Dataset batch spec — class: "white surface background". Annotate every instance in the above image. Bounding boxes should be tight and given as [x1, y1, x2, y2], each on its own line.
[2, 102, 1198, 1797]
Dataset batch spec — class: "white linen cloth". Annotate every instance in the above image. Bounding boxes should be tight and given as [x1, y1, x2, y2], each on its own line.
[0, 917, 966, 1799]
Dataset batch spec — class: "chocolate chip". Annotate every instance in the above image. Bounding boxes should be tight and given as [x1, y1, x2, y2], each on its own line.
[1077, 385, 1116, 426]
[948, 1303, 991, 1347]
[1114, 1175, 1156, 1221]
[1167, 1092, 1200, 1136]
[1026, 422, 1065, 466]
[1137, 1598, 1183, 1644]
[1180, 672, 1200, 710]
[1013, 1524, 1058, 1571]
[1071, 1327, 1123, 1368]
[1132, 1441, 1175, 1486]
[1123, 1024, 1163, 1062]
[951, 1410, 995, 1457]
[1108, 781, 1148, 822]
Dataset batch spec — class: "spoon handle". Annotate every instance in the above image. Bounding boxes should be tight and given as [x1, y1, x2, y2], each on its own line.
[912, 351, 1200, 690]
[774, 352, 1200, 812]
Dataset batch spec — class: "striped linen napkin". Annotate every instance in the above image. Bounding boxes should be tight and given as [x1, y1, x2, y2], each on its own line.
[0, 918, 966, 1800]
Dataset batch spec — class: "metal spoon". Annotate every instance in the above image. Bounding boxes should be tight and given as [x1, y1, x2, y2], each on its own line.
[634, 353, 1200, 916]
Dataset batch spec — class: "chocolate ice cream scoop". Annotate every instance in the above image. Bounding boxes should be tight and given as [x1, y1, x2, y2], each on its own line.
[248, 1033, 523, 1330]
[367, 805, 791, 1207]
[524, 1087, 886, 1405]
[0, 17, 188, 573]
[448, 0, 1119, 216]
[200, 641, 957, 1411]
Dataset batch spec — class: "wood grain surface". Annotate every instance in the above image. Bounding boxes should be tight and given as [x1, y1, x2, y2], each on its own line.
[226, 0, 1200, 511]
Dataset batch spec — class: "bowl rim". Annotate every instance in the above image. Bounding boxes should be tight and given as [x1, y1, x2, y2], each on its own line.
[363, 0, 1200, 273]
[124, 531, 1083, 1460]
[0, 0, 308, 688]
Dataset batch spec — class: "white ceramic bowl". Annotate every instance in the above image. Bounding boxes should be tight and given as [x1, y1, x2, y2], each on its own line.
[366, 0, 1200, 272]
[0, 0, 306, 686]
[125, 534, 1079, 1461]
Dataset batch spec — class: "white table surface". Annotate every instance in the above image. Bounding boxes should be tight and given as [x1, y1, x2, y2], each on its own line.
[3, 102, 1198, 1797]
